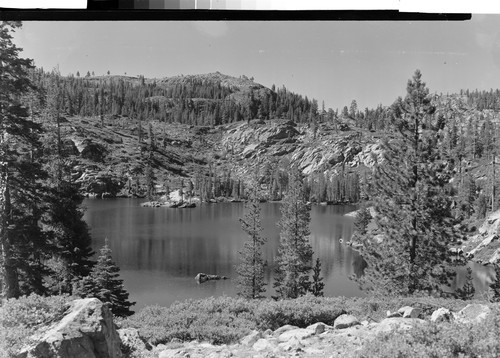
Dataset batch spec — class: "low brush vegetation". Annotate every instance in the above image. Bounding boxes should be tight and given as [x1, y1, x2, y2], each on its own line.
[1, 293, 497, 357]
[119, 295, 346, 345]
[358, 306, 500, 358]
[118, 294, 476, 345]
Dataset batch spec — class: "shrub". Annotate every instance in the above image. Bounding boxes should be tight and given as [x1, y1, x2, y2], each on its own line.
[342, 295, 473, 322]
[122, 296, 257, 345]
[357, 306, 500, 357]
[122, 294, 347, 344]
[0, 294, 71, 358]
[254, 294, 345, 330]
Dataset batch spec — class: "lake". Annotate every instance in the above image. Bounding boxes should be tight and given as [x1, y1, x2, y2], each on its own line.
[82, 199, 494, 310]
[82, 199, 366, 309]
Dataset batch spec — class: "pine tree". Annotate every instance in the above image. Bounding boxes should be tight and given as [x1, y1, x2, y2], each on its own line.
[310, 258, 325, 297]
[356, 70, 467, 297]
[349, 100, 358, 120]
[274, 166, 313, 299]
[457, 174, 476, 219]
[40, 71, 95, 295]
[456, 267, 475, 300]
[74, 239, 135, 317]
[489, 264, 500, 302]
[0, 22, 52, 298]
[353, 206, 372, 238]
[235, 181, 267, 299]
[145, 160, 156, 202]
[476, 194, 488, 220]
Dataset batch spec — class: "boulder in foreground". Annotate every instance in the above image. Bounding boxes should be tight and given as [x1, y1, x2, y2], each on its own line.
[18, 298, 122, 358]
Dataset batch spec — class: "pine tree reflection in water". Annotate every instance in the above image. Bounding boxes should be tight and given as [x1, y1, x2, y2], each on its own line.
[82, 199, 374, 308]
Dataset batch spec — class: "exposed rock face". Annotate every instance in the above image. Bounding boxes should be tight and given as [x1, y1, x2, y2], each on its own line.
[222, 120, 299, 153]
[465, 210, 500, 264]
[221, 120, 379, 178]
[18, 298, 123, 358]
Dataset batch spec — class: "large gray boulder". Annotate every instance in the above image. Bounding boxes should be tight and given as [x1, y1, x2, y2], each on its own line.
[430, 308, 453, 323]
[454, 304, 491, 324]
[398, 306, 422, 319]
[333, 314, 360, 329]
[18, 298, 123, 358]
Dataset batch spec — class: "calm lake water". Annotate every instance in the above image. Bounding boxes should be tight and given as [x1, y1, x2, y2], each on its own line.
[82, 199, 494, 310]
[83, 199, 365, 309]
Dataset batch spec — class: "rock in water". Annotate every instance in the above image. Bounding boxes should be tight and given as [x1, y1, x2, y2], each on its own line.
[195, 273, 228, 283]
[18, 298, 123, 358]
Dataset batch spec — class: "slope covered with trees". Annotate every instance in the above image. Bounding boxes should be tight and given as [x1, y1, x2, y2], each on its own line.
[0, 22, 132, 313]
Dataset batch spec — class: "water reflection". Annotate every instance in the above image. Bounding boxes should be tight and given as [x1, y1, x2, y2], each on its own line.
[83, 199, 491, 309]
[83, 199, 365, 308]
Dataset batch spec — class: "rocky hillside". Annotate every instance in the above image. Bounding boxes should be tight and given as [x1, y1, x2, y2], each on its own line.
[219, 119, 383, 177]
[465, 209, 500, 264]
[45, 72, 500, 210]
[53, 113, 381, 199]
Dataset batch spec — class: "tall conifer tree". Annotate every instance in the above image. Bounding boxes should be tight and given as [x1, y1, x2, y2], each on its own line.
[41, 70, 95, 294]
[456, 267, 475, 300]
[0, 22, 51, 298]
[310, 258, 325, 297]
[274, 166, 313, 299]
[489, 264, 500, 302]
[235, 180, 267, 299]
[356, 70, 466, 297]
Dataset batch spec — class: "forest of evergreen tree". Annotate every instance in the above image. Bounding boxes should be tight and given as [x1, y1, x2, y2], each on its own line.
[7, 19, 500, 310]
